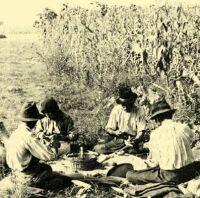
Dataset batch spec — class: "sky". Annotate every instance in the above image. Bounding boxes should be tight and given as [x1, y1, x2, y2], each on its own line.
[0, 0, 199, 31]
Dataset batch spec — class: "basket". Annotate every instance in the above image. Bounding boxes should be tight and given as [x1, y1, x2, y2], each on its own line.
[67, 153, 97, 171]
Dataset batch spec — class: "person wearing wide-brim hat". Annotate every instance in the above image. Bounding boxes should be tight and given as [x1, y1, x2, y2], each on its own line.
[126, 99, 200, 185]
[94, 84, 147, 154]
[5, 101, 71, 190]
[35, 96, 74, 154]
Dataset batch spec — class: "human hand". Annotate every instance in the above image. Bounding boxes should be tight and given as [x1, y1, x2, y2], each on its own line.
[143, 142, 149, 149]
[124, 139, 132, 147]
[98, 138, 105, 143]
[68, 133, 79, 141]
[50, 139, 61, 150]
[114, 130, 124, 136]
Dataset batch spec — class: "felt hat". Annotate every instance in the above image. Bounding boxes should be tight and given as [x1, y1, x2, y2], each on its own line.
[107, 163, 134, 178]
[150, 99, 176, 120]
[40, 96, 60, 114]
[116, 86, 138, 104]
[17, 101, 44, 122]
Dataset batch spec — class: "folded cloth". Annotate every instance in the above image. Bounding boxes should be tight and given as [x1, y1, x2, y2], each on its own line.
[124, 182, 181, 197]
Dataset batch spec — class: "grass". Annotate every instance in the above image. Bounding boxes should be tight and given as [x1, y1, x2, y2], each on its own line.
[0, 32, 115, 197]
[0, 33, 51, 133]
[0, 3, 200, 197]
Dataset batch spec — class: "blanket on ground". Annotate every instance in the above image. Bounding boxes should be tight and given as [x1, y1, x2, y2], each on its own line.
[124, 182, 191, 198]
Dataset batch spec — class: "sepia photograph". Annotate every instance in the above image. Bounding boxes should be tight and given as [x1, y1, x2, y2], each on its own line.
[0, 0, 199, 197]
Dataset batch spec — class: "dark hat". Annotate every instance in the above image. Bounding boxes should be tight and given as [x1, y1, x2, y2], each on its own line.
[107, 163, 133, 178]
[40, 96, 60, 114]
[116, 86, 138, 104]
[150, 100, 176, 120]
[17, 101, 44, 122]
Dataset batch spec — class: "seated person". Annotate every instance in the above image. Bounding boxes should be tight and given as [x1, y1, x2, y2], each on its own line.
[6, 101, 71, 189]
[94, 84, 147, 154]
[126, 99, 200, 185]
[35, 96, 74, 154]
[0, 121, 9, 167]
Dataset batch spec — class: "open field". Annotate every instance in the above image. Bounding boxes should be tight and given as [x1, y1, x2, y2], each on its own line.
[0, 33, 51, 133]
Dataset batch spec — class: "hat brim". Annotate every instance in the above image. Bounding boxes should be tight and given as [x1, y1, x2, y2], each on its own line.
[107, 163, 133, 177]
[17, 114, 44, 122]
[116, 96, 137, 105]
[150, 109, 176, 120]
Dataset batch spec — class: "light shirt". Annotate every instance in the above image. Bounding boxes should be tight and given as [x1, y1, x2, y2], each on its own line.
[147, 119, 194, 170]
[35, 112, 74, 136]
[6, 123, 56, 171]
[105, 104, 146, 136]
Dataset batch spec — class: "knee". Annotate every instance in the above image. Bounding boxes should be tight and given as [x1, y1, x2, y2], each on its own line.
[40, 163, 52, 173]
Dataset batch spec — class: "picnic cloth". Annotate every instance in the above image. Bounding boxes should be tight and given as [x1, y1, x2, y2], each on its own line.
[101, 154, 148, 170]
[49, 154, 148, 177]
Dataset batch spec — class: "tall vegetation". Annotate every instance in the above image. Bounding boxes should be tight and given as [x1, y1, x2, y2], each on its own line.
[34, 4, 200, 144]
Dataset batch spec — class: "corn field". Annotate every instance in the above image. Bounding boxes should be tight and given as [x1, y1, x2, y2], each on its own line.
[34, 3, 200, 141]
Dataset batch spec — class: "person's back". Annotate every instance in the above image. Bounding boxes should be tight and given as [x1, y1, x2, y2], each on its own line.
[6, 123, 55, 171]
[6, 123, 30, 171]
[126, 99, 199, 185]
[148, 119, 194, 170]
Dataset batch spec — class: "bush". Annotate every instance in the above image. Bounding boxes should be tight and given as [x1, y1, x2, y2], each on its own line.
[34, 3, 200, 145]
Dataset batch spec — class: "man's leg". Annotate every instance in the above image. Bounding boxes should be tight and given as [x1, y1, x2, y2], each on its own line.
[94, 138, 125, 154]
[126, 163, 199, 185]
[126, 167, 164, 184]
[20, 162, 52, 187]
[42, 172, 72, 190]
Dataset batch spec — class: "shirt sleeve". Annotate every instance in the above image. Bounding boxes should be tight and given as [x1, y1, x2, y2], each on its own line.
[105, 106, 118, 131]
[34, 120, 44, 133]
[25, 134, 56, 161]
[183, 125, 194, 144]
[146, 131, 159, 166]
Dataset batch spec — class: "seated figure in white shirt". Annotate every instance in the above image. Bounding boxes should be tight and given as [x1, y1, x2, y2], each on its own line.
[94, 84, 147, 154]
[126, 99, 200, 185]
[5, 101, 71, 190]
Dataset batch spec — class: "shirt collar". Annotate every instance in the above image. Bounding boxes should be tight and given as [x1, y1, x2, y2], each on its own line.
[17, 122, 31, 132]
[161, 119, 173, 126]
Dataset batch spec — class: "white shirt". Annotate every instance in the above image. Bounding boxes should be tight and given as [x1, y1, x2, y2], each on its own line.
[105, 104, 146, 136]
[147, 119, 194, 170]
[6, 123, 56, 171]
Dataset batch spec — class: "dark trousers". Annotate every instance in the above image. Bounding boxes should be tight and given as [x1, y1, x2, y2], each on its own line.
[17, 162, 71, 190]
[126, 161, 200, 185]
[94, 137, 125, 154]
